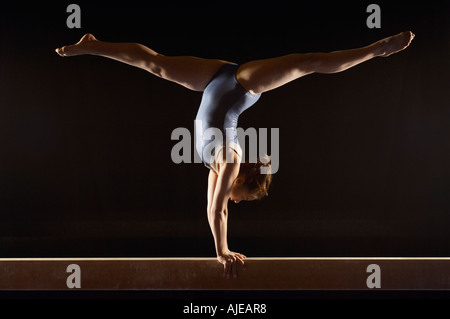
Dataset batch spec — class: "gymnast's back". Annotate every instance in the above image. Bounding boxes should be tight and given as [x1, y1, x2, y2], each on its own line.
[194, 63, 261, 170]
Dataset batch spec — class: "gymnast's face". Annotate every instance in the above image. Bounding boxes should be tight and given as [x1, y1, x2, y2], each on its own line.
[229, 177, 256, 203]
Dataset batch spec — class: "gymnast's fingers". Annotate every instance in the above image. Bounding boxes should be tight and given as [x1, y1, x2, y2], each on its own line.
[236, 254, 246, 265]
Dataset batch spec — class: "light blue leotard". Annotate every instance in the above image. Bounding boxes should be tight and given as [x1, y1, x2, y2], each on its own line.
[195, 63, 261, 170]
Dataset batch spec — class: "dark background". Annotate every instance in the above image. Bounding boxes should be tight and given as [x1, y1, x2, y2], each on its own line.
[0, 0, 449, 258]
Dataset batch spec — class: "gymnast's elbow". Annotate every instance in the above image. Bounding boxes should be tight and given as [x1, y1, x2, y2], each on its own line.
[209, 207, 228, 222]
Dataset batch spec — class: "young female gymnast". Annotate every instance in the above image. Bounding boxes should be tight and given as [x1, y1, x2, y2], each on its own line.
[56, 31, 414, 278]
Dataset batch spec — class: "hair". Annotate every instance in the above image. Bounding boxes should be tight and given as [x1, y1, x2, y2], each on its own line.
[239, 155, 273, 200]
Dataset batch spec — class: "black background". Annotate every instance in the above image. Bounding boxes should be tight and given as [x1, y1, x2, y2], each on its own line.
[1, 0, 449, 259]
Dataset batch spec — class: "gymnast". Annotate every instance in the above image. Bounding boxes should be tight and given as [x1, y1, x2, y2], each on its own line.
[56, 31, 414, 278]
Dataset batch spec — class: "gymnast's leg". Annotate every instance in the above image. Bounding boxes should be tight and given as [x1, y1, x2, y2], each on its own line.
[55, 34, 229, 92]
[236, 31, 415, 94]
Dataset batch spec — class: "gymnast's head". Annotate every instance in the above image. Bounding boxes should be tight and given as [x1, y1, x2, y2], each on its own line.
[229, 155, 272, 203]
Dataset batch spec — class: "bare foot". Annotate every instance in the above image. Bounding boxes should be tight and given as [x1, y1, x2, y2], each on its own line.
[377, 31, 415, 57]
[55, 33, 97, 57]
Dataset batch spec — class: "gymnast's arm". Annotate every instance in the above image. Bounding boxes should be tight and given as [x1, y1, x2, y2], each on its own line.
[207, 151, 246, 278]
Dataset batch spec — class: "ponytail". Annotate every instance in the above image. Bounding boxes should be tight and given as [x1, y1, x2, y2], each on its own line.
[239, 155, 272, 199]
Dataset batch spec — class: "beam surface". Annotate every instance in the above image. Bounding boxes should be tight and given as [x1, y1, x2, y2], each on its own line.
[0, 258, 449, 290]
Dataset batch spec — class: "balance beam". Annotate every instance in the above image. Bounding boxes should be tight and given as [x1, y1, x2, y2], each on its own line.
[0, 258, 449, 290]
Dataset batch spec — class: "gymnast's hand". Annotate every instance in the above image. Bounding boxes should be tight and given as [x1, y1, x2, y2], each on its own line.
[217, 251, 246, 279]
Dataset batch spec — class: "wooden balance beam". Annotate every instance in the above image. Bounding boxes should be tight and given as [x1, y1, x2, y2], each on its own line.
[0, 257, 448, 290]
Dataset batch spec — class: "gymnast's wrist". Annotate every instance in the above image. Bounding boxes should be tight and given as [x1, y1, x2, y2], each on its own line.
[216, 248, 230, 257]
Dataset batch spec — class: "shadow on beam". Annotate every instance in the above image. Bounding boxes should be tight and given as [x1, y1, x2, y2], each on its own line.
[0, 258, 449, 290]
